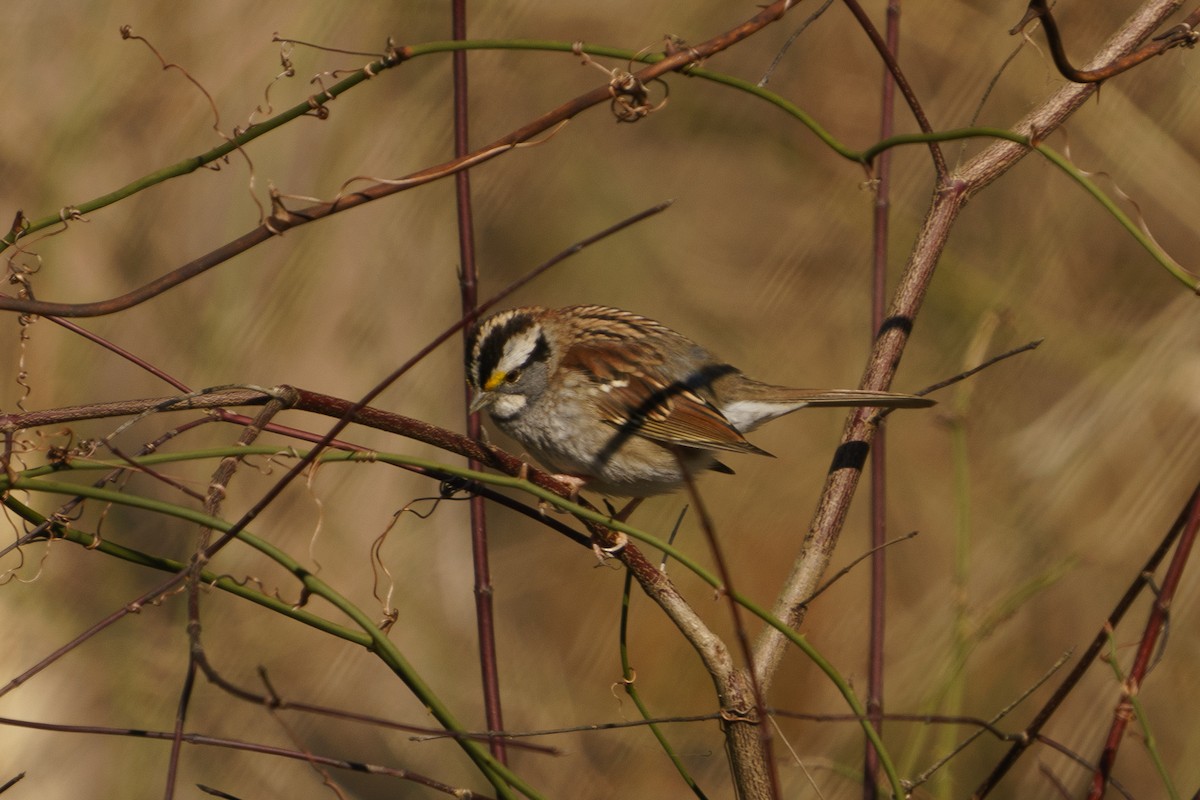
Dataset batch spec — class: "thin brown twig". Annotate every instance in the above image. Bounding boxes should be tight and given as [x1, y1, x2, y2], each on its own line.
[254, 667, 560, 754]
[840, 0, 947, 178]
[1036, 736, 1136, 799]
[909, 650, 1070, 791]
[271, 34, 390, 59]
[99, 441, 207, 503]
[0, 773, 26, 794]
[0, 714, 482, 797]
[415, 713, 720, 743]
[800, 532, 918, 607]
[169, 398, 290, 800]
[35, 310, 191, 392]
[758, 0, 836, 86]
[169, 400, 287, 800]
[910, 339, 1043, 401]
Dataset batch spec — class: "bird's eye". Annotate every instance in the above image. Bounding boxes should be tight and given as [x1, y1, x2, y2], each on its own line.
[506, 368, 522, 383]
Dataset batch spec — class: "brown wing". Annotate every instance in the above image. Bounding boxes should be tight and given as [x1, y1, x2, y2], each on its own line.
[563, 340, 769, 456]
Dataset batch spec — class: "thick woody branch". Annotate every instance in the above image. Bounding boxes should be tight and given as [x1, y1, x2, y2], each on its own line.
[754, 0, 1188, 691]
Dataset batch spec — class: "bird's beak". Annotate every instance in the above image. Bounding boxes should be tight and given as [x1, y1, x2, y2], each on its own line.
[469, 370, 506, 414]
[468, 390, 494, 415]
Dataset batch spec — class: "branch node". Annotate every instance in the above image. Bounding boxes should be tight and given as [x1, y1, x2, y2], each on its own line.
[304, 94, 331, 119]
[572, 41, 669, 122]
[1153, 22, 1199, 48]
[58, 206, 84, 224]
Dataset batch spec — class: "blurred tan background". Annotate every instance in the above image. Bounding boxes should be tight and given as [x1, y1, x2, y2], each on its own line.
[1, 1, 1198, 798]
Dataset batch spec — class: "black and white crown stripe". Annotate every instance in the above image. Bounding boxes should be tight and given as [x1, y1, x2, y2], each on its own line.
[468, 309, 548, 390]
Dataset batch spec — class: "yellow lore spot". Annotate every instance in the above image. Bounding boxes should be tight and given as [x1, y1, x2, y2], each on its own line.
[483, 371, 506, 392]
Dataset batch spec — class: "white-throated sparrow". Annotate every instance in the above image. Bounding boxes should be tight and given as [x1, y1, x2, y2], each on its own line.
[466, 305, 932, 497]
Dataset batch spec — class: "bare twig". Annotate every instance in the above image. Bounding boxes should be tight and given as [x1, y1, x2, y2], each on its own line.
[167, 398, 290, 800]
[800, 532, 918, 607]
[0, 773, 26, 794]
[1012, 0, 1200, 83]
[909, 651, 1071, 791]
[0, 713, 482, 797]
[910, 339, 1042, 401]
[1086, 488, 1199, 799]
[758, 0, 836, 86]
[841, 0, 946, 178]
[865, 3, 901, 795]
[972, 479, 1200, 798]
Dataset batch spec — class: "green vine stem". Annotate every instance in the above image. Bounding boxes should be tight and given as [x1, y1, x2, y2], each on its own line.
[5, 41, 1192, 292]
[5, 445, 903, 797]
[3, 464, 538, 800]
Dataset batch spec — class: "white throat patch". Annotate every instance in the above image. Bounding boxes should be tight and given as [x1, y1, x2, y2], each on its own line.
[490, 393, 527, 420]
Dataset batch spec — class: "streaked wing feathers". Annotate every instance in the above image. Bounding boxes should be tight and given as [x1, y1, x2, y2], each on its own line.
[563, 342, 768, 455]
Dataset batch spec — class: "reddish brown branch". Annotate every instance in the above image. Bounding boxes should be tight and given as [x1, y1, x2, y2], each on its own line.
[971, 480, 1200, 798]
[0, 383, 601, 517]
[841, 0, 946, 178]
[0, 0, 798, 320]
[865, 3, 901, 794]
[450, 0, 507, 766]
[289, 389, 580, 497]
[1087, 487, 1200, 798]
[0, 388, 279, 430]
[1013, 0, 1200, 83]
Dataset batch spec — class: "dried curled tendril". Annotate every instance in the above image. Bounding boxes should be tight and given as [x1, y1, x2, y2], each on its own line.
[571, 41, 671, 123]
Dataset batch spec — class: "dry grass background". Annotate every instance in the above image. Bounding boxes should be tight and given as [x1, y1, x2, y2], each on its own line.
[1, 1, 1198, 798]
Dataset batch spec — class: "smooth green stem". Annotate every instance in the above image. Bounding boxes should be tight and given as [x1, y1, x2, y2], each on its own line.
[933, 415, 971, 799]
[8, 446, 904, 796]
[3, 495, 368, 644]
[8, 40, 1188, 293]
[867, 127, 1198, 291]
[4, 50, 393, 247]
[618, 569, 709, 799]
[4, 468, 537, 799]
